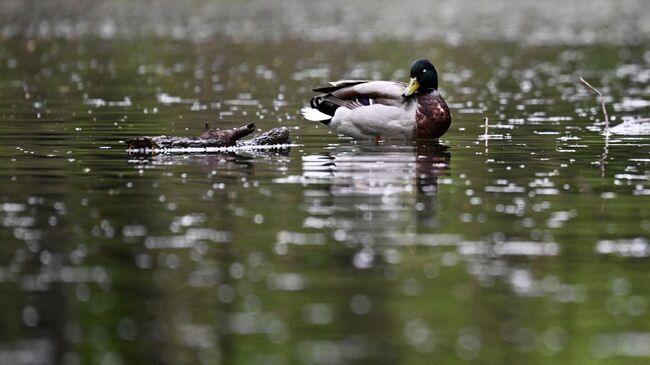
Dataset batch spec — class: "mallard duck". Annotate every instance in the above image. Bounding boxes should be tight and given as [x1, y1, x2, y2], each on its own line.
[301, 59, 452, 140]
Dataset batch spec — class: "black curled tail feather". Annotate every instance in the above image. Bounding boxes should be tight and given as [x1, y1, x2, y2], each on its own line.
[310, 96, 339, 117]
[310, 96, 321, 109]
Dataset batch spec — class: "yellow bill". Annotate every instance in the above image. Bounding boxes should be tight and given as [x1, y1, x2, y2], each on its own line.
[402, 77, 419, 97]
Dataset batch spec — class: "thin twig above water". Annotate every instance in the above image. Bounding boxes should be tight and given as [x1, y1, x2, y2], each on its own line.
[579, 77, 610, 131]
[484, 117, 489, 152]
[579, 77, 610, 175]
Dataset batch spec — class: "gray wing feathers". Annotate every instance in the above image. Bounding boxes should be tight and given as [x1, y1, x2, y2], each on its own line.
[313, 80, 368, 93]
[313, 80, 407, 109]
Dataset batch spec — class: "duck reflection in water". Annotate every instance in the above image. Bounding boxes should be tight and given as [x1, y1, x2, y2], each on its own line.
[302, 142, 450, 194]
[300, 141, 451, 247]
[413, 142, 452, 195]
[288, 141, 451, 362]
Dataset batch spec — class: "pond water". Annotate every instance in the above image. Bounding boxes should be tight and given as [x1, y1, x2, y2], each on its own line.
[1, 36, 650, 365]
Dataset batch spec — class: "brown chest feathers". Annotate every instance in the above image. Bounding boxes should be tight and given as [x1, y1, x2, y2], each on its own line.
[415, 91, 452, 139]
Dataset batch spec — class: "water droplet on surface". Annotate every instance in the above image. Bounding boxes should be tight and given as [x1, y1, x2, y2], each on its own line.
[22, 305, 39, 327]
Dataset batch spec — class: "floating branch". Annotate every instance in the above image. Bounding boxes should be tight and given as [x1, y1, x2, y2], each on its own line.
[239, 126, 292, 146]
[126, 123, 292, 154]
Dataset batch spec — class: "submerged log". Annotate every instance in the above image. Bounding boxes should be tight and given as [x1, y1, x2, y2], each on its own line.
[126, 123, 291, 153]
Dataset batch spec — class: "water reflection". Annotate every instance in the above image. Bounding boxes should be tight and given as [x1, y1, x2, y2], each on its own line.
[1, 34, 650, 365]
[278, 142, 450, 261]
[268, 143, 451, 363]
[128, 150, 291, 174]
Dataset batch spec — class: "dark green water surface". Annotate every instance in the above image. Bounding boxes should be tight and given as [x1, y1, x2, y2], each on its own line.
[1, 38, 649, 364]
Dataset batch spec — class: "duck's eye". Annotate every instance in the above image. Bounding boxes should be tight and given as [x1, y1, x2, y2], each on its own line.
[422, 69, 427, 73]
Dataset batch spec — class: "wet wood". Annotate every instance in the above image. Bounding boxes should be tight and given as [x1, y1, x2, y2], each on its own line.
[126, 123, 291, 152]
[239, 126, 292, 146]
[199, 123, 256, 144]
